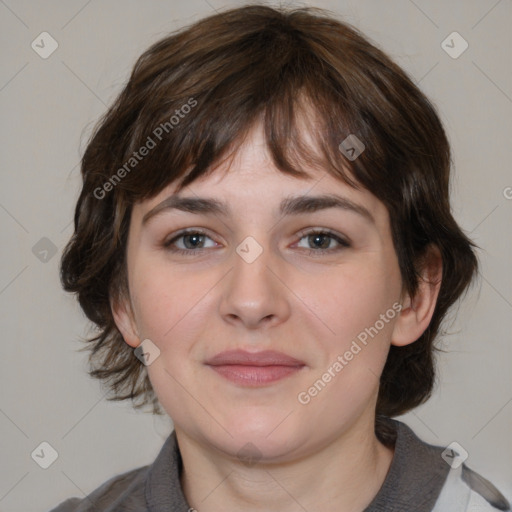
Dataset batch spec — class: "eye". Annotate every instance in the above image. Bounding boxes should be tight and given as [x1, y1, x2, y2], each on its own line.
[295, 229, 350, 254]
[163, 229, 218, 254]
[161, 228, 350, 257]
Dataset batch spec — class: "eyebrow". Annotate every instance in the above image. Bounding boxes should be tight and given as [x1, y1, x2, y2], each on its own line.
[142, 193, 375, 225]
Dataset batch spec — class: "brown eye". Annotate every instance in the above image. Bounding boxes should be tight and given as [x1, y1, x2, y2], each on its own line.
[307, 233, 333, 250]
[296, 230, 350, 252]
[180, 233, 207, 249]
[164, 229, 217, 254]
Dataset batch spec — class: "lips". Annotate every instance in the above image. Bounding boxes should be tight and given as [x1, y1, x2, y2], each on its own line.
[205, 350, 305, 386]
[206, 349, 305, 367]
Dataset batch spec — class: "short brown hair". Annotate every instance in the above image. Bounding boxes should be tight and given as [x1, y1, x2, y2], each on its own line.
[60, 4, 478, 420]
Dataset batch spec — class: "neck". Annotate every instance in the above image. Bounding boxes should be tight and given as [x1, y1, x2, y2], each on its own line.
[176, 413, 394, 512]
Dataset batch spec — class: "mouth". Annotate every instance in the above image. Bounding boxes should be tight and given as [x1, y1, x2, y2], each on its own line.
[205, 350, 306, 387]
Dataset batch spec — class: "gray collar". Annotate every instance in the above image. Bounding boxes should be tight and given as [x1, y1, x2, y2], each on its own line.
[364, 419, 449, 511]
[145, 419, 449, 511]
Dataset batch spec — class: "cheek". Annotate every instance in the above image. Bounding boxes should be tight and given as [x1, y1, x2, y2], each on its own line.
[312, 260, 401, 346]
[131, 266, 215, 422]
[130, 261, 210, 342]
[295, 266, 400, 426]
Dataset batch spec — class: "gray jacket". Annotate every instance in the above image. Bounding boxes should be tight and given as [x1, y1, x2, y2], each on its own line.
[49, 419, 510, 511]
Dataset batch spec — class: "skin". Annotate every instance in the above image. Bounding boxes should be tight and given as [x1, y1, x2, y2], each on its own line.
[113, 122, 442, 512]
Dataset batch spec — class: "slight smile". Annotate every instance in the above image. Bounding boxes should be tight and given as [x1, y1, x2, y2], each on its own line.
[205, 350, 306, 387]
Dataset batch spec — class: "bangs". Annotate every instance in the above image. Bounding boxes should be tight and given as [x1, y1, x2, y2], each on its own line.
[91, 6, 434, 211]
[106, 18, 385, 203]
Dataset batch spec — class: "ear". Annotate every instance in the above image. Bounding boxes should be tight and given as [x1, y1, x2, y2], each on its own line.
[391, 245, 443, 347]
[111, 294, 140, 348]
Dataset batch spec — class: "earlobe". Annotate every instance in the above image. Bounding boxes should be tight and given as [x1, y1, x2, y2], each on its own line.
[391, 245, 443, 347]
[110, 295, 140, 348]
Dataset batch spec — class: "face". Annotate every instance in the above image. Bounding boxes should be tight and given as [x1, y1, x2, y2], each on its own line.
[116, 123, 407, 462]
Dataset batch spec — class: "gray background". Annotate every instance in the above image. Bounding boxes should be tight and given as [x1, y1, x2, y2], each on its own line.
[0, 0, 511, 510]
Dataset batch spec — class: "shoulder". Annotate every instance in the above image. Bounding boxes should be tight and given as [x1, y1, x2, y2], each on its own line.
[432, 462, 510, 511]
[48, 465, 149, 512]
[381, 419, 510, 512]
[49, 431, 189, 511]
[408, 430, 510, 512]
[463, 465, 511, 511]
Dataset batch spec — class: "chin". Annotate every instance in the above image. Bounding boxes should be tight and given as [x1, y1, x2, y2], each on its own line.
[210, 413, 306, 462]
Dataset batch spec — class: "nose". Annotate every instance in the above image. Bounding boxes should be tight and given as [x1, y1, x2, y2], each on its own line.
[219, 241, 291, 330]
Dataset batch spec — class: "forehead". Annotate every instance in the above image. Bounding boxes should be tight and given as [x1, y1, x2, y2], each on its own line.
[132, 122, 387, 225]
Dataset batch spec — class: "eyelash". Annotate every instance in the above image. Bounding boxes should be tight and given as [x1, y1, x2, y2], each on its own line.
[162, 228, 350, 257]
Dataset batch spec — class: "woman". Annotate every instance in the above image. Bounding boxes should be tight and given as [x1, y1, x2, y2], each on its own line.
[53, 5, 510, 511]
